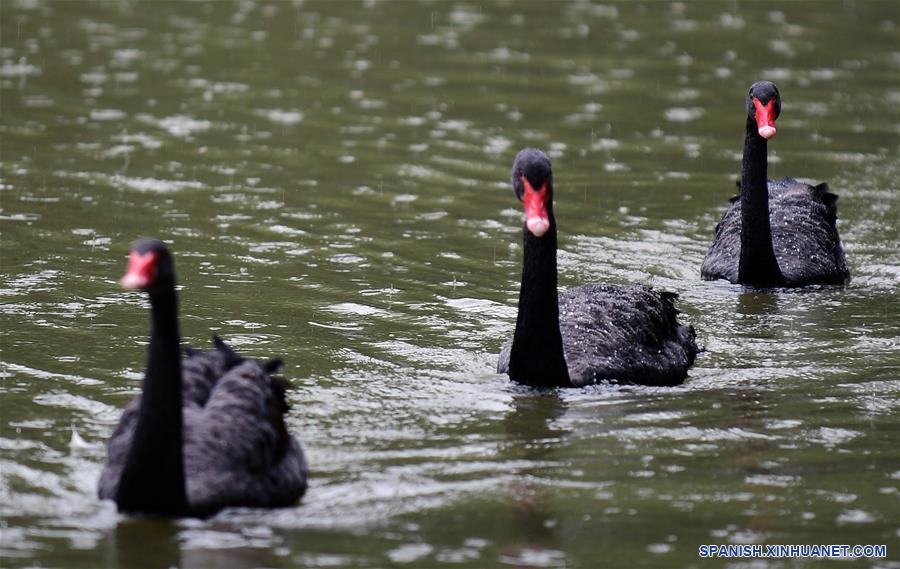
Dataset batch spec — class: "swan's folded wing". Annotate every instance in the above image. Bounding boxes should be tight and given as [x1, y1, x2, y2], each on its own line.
[702, 178, 848, 286]
[183, 361, 308, 511]
[97, 398, 139, 500]
[98, 339, 238, 501]
[180, 336, 246, 407]
[559, 284, 696, 387]
[701, 200, 741, 282]
[769, 180, 849, 285]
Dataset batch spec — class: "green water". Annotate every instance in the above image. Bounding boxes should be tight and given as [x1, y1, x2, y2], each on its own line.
[1, 1, 898, 567]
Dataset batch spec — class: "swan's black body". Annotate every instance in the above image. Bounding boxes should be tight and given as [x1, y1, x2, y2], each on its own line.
[701, 81, 849, 287]
[498, 149, 697, 388]
[98, 239, 307, 517]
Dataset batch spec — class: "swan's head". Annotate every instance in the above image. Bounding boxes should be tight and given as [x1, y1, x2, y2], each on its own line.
[747, 81, 781, 140]
[511, 148, 553, 238]
[121, 238, 175, 292]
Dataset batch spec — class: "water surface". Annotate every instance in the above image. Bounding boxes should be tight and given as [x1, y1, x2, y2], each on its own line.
[1, 1, 898, 568]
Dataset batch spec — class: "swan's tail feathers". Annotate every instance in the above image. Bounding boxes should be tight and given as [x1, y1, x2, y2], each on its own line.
[262, 358, 289, 413]
[263, 358, 284, 374]
[212, 335, 245, 368]
[814, 182, 840, 219]
[263, 373, 294, 462]
[270, 375, 292, 413]
[683, 324, 698, 366]
[812, 182, 838, 225]
[813, 182, 838, 202]
[659, 290, 681, 314]
[212, 334, 230, 353]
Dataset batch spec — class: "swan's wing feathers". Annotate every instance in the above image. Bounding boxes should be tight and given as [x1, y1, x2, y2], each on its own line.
[213, 335, 245, 368]
[264, 358, 284, 374]
[771, 176, 799, 188]
[812, 183, 839, 224]
[201, 361, 290, 465]
[769, 180, 849, 285]
[658, 290, 680, 312]
[184, 359, 307, 510]
[99, 345, 225, 499]
[812, 182, 830, 194]
[181, 352, 219, 406]
[97, 398, 140, 500]
[559, 284, 696, 387]
[99, 338, 306, 515]
[702, 177, 848, 285]
[702, 199, 741, 282]
[269, 373, 291, 413]
[178, 337, 253, 407]
[100, 339, 266, 503]
[180, 346, 231, 406]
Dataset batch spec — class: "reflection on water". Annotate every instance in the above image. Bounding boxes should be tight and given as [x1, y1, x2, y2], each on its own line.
[1, 1, 898, 567]
[735, 292, 779, 316]
[501, 394, 571, 567]
[110, 520, 181, 569]
[503, 391, 569, 453]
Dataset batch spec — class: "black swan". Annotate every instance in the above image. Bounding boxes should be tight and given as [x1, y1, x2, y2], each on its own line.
[497, 148, 697, 388]
[98, 238, 308, 517]
[701, 80, 850, 287]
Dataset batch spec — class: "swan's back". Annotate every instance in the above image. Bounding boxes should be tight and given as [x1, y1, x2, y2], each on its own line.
[98, 339, 308, 515]
[183, 360, 308, 513]
[499, 284, 697, 387]
[701, 178, 849, 286]
[559, 284, 696, 387]
[767, 178, 848, 285]
[699, 191, 742, 283]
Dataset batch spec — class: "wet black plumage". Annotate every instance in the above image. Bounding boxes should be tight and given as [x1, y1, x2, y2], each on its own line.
[98, 239, 307, 517]
[499, 283, 697, 387]
[701, 177, 849, 286]
[498, 148, 697, 388]
[701, 81, 849, 287]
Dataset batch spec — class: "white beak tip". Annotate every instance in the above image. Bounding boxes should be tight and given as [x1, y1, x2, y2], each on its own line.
[758, 126, 777, 139]
[120, 274, 148, 290]
[526, 217, 550, 237]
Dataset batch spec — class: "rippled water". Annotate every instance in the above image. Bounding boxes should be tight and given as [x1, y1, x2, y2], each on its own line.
[1, 1, 898, 568]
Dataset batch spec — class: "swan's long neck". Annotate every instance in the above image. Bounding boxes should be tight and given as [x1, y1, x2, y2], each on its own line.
[509, 212, 571, 388]
[738, 117, 784, 287]
[116, 284, 188, 515]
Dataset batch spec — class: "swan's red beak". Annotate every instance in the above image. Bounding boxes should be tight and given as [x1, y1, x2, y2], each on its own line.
[121, 251, 157, 290]
[522, 176, 550, 237]
[753, 97, 777, 139]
